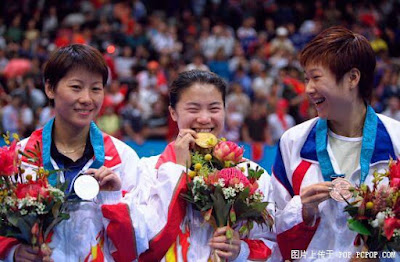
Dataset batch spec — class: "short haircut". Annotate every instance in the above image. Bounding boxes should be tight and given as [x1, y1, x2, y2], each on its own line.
[44, 44, 108, 90]
[300, 26, 376, 103]
[169, 70, 227, 108]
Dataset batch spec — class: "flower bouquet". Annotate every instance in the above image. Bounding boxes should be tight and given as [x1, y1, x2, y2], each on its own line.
[0, 134, 71, 257]
[181, 133, 273, 260]
[344, 158, 400, 253]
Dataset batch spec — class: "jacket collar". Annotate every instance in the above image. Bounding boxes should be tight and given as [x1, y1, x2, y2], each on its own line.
[300, 117, 396, 164]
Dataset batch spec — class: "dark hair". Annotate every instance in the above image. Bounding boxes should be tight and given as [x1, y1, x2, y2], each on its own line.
[300, 26, 376, 103]
[169, 70, 227, 108]
[44, 44, 108, 90]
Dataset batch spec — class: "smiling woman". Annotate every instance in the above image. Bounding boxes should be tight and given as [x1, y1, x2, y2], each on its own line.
[271, 26, 400, 261]
[128, 70, 280, 262]
[0, 44, 148, 262]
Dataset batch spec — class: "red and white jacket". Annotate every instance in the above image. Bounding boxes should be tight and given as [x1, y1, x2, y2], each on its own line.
[271, 114, 400, 261]
[0, 120, 148, 262]
[123, 142, 281, 262]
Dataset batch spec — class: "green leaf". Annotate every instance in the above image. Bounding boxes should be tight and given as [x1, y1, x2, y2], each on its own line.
[348, 218, 371, 236]
[6, 214, 37, 243]
[239, 225, 248, 235]
[226, 227, 233, 240]
[52, 202, 61, 218]
[59, 213, 70, 220]
[229, 207, 236, 224]
[210, 187, 230, 227]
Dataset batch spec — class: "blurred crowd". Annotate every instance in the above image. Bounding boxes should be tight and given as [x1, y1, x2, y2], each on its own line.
[0, 0, 400, 145]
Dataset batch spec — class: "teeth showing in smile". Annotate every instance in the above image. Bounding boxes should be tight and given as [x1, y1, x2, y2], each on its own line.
[194, 128, 212, 133]
[315, 98, 326, 105]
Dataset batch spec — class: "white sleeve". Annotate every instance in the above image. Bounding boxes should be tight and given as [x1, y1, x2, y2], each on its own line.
[3, 244, 18, 262]
[100, 156, 187, 257]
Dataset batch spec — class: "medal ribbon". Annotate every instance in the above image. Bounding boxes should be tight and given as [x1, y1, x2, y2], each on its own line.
[316, 105, 377, 184]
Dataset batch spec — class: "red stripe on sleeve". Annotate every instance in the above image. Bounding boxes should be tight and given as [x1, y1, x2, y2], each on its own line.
[243, 239, 272, 261]
[139, 173, 187, 261]
[102, 203, 137, 262]
[277, 218, 320, 260]
[0, 236, 19, 260]
[292, 161, 311, 195]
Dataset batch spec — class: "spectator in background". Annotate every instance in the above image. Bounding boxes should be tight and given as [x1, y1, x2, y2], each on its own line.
[226, 82, 250, 120]
[236, 16, 257, 55]
[201, 25, 234, 60]
[104, 79, 127, 114]
[382, 95, 400, 121]
[21, 75, 46, 111]
[232, 65, 253, 99]
[208, 47, 230, 82]
[143, 99, 168, 140]
[42, 6, 58, 36]
[242, 100, 272, 145]
[96, 99, 121, 138]
[228, 43, 249, 75]
[252, 65, 274, 100]
[268, 98, 295, 144]
[125, 23, 149, 50]
[269, 26, 295, 57]
[222, 102, 243, 142]
[20, 99, 34, 138]
[121, 91, 145, 145]
[2, 93, 22, 135]
[185, 53, 209, 71]
[379, 69, 400, 106]
[114, 45, 136, 82]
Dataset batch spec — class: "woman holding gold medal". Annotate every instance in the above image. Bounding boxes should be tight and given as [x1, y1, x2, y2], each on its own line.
[271, 26, 400, 261]
[117, 70, 280, 261]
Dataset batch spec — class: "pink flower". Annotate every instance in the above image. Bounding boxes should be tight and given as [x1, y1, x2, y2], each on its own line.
[15, 179, 49, 200]
[213, 141, 243, 164]
[384, 217, 400, 240]
[0, 140, 19, 176]
[218, 167, 250, 187]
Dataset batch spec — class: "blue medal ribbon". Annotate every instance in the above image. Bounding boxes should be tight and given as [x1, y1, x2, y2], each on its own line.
[315, 105, 377, 184]
[42, 119, 105, 186]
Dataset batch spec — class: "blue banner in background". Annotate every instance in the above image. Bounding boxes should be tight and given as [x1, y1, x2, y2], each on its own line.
[125, 140, 277, 174]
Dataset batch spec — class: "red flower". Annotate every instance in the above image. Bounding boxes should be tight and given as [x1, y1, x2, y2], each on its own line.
[389, 159, 400, 188]
[0, 140, 19, 176]
[213, 141, 244, 164]
[249, 181, 259, 195]
[384, 217, 400, 240]
[218, 167, 250, 188]
[15, 179, 49, 200]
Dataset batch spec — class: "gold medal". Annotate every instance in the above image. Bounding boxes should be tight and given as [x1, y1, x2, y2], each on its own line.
[195, 133, 218, 148]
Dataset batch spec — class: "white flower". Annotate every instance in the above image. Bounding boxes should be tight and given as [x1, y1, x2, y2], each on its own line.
[234, 183, 244, 192]
[384, 208, 395, 218]
[193, 176, 206, 188]
[251, 192, 264, 202]
[222, 187, 236, 199]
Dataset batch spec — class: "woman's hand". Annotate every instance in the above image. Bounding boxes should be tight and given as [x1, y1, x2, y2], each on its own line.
[300, 182, 332, 226]
[14, 244, 53, 262]
[174, 129, 197, 167]
[209, 226, 241, 261]
[86, 166, 121, 191]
